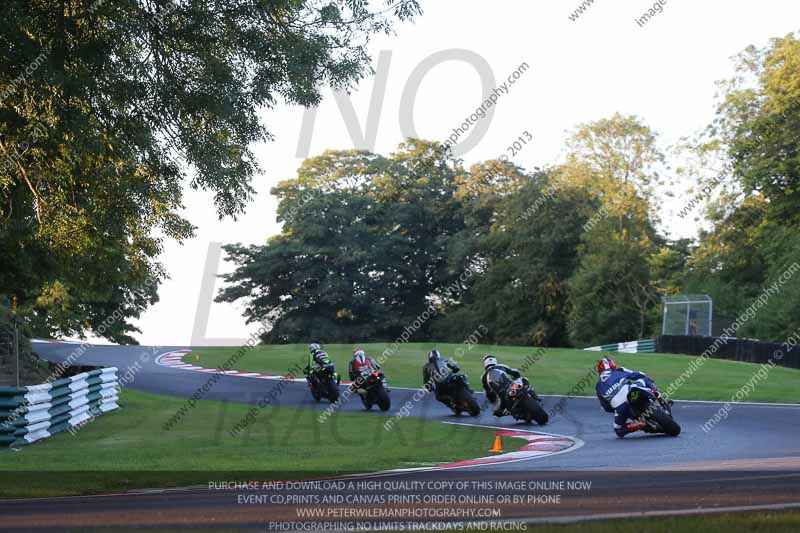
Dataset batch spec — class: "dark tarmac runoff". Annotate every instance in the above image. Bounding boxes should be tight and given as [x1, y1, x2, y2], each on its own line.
[2, 342, 798, 531]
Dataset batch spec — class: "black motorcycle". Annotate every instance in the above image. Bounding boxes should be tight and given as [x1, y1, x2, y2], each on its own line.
[308, 364, 340, 404]
[355, 370, 391, 411]
[627, 382, 681, 437]
[439, 373, 480, 417]
[504, 377, 548, 425]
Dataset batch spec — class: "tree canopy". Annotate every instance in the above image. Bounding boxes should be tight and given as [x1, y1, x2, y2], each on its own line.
[0, 0, 419, 342]
[218, 140, 466, 343]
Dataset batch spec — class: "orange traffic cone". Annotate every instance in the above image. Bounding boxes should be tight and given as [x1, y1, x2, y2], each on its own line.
[489, 433, 503, 453]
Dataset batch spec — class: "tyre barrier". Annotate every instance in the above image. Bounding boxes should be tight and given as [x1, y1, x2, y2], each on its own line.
[583, 339, 656, 354]
[0, 367, 119, 448]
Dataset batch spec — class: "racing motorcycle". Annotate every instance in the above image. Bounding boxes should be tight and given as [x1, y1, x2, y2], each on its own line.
[627, 381, 681, 437]
[504, 377, 548, 425]
[308, 363, 340, 404]
[438, 373, 481, 417]
[355, 370, 391, 411]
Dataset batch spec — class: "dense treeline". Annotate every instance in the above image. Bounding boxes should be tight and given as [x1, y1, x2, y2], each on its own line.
[1, 3, 796, 348]
[218, 131, 667, 346]
[221, 33, 800, 347]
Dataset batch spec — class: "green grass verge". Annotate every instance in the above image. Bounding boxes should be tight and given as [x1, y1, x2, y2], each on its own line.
[517, 510, 800, 533]
[190, 343, 800, 404]
[0, 388, 520, 498]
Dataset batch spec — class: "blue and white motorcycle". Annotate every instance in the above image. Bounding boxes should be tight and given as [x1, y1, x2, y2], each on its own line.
[627, 381, 681, 437]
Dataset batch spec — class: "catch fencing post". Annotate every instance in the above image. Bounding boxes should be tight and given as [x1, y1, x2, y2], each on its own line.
[12, 296, 19, 388]
[708, 300, 713, 337]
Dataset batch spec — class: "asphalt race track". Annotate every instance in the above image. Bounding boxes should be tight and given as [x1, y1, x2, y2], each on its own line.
[3, 342, 800, 531]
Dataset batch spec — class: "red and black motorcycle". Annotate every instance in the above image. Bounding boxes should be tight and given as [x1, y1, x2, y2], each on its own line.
[354, 370, 391, 411]
[504, 377, 548, 425]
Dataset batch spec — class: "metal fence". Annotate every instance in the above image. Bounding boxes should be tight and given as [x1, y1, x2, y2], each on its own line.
[656, 335, 800, 369]
[662, 294, 713, 337]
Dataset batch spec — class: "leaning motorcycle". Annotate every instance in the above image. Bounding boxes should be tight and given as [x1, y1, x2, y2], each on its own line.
[627, 381, 681, 437]
[308, 364, 340, 404]
[355, 370, 391, 411]
[504, 377, 548, 425]
[439, 373, 480, 417]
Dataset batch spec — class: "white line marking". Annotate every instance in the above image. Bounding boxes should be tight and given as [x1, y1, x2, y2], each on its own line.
[544, 394, 800, 408]
[510, 501, 800, 525]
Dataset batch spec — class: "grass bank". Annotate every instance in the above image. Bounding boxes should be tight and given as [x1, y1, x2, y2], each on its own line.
[0, 388, 519, 498]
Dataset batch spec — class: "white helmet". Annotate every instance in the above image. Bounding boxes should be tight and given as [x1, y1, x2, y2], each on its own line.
[353, 349, 366, 364]
[483, 355, 497, 369]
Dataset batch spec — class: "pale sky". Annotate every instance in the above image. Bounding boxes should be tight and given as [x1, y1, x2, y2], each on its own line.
[126, 0, 800, 346]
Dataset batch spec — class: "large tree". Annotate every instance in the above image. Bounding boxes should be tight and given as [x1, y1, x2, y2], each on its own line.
[716, 33, 800, 218]
[218, 140, 466, 343]
[432, 164, 592, 346]
[562, 115, 667, 346]
[566, 112, 667, 198]
[567, 208, 662, 346]
[0, 0, 419, 342]
[686, 32, 800, 341]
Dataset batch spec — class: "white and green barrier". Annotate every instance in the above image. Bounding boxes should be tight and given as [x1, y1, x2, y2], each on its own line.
[0, 367, 119, 448]
[584, 339, 656, 354]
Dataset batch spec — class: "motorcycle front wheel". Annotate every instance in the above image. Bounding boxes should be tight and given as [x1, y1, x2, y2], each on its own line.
[326, 379, 340, 403]
[650, 406, 681, 436]
[522, 396, 549, 425]
[360, 393, 372, 410]
[456, 387, 481, 417]
[376, 386, 391, 411]
[310, 382, 321, 403]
